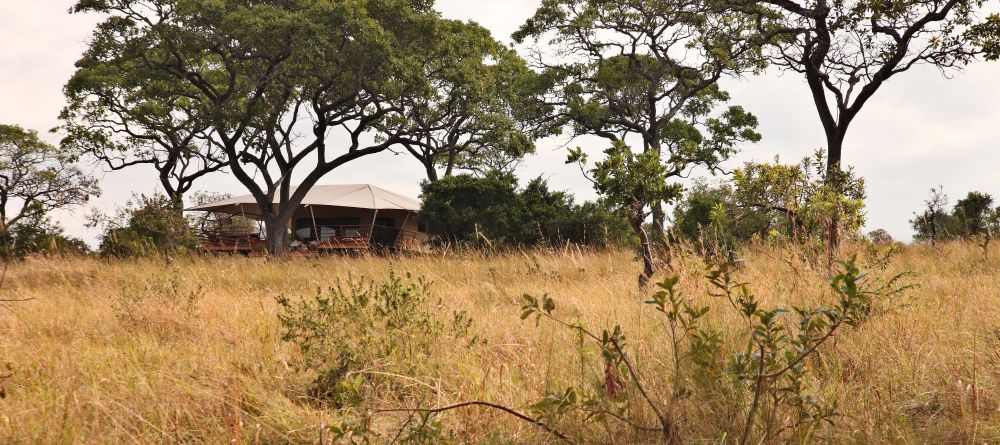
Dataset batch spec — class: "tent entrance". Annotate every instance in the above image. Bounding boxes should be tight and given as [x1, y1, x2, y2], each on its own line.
[372, 217, 398, 246]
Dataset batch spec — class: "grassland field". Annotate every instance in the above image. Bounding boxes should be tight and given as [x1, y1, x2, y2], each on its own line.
[1, 242, 998, 444]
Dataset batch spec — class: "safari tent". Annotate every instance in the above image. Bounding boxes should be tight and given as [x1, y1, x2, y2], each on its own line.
[188, 184, 424, 253]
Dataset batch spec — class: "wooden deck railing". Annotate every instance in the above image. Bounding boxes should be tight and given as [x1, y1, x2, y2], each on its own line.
[199, 224, 421, 253]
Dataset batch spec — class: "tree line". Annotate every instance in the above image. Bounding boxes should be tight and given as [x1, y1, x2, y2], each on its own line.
[0, 0, 996, 273]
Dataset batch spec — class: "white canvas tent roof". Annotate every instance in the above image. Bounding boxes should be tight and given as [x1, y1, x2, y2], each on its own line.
[187, 184, 421, 216]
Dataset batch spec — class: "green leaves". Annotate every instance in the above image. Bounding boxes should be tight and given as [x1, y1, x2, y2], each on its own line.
[520, 293, 556, 325]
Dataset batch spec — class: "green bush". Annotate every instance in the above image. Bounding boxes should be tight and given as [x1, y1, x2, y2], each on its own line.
[89, 194, 197, 258]
[671, 180, 771, 254]
[277, 271, 479, 406]
[419, 172, 632, 248]
[0, 205, 89, 260]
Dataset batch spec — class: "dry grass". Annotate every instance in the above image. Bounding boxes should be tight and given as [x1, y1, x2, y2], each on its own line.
[1, 242, 999, 444]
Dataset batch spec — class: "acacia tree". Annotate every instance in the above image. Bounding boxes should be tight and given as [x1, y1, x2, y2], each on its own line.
[60, 37, 224, 211]
[72, 0, 439, 256]
[389, 19, 548, 182]
[740, 0, 995, 248]
[0, 124, 100, 234]
[513, 0, 767, 234]
[745, 0, 993, 170]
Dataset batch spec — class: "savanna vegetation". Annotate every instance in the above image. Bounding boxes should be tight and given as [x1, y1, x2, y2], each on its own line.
[1, 0, 1000, 443]
[2, 241, 999, 444]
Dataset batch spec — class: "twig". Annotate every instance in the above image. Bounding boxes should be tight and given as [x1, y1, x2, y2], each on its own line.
[376, 401, 576, 445]
[609, 337, 673, 441]
[740, 344, 767, 445]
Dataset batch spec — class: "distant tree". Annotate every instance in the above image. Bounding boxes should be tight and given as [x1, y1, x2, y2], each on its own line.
[953, 191, 994, 236]
[911, 186, 950, 244]
[390, 20, 548, 182]
[0, 206, 90, 260]
[0, 124, 99, 235]
[867, 229, 894, 245]
[419, 172, 630, 248]
[514, 0, 766, 236]
[742, 0, 996, 250]
[733, 151, 866, 243]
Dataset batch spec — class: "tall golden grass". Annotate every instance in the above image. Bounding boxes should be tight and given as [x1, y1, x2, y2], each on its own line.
[0, 242, 998, 443]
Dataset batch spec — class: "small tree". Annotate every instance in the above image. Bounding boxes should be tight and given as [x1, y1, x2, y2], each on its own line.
[910, 186, 949, 245]
[568, 141, 683, 285]
[733, 151, 866, 246]
[0, 124, 99, 235]
[88, 194, 197, 258]
[514, 0, 766, 234]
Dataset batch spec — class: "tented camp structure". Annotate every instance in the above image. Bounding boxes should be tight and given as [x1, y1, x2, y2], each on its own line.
[188, 184, 424, 253]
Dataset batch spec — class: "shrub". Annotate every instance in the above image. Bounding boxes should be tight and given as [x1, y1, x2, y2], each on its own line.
[419, 172, 631, 248]
[89, 193, 197, 258]
[733, 150, 866, 244]
[277, 271, 479, 406]
[671, 180, 771, 255]
[0, 205, 89, 260]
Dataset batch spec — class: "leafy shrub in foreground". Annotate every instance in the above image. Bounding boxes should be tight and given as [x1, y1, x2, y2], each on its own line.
[277, 271, 479, 408]
[513, 256, 910, 444]
[378, 256, 910, 444]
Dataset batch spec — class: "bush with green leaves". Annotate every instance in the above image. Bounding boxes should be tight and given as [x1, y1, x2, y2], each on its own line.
[671, 180, 771, 256]
[277, 271, 479, 408]
[733, 151, 866, 245]
[0, 205, 89, 260]
[88, 193, 198, 258]
[501, 256, 909, 444]
[419, 172, 632, 248]
[912, 188, 1000, 243]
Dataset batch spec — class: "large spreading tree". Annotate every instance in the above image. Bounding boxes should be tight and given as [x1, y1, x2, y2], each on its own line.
[60, 32, 223, 210]
[71, 0, 443, 256]
[515, 0, 765, 280]
[744, 0, 995, 171]
[389, 19, 550, 182]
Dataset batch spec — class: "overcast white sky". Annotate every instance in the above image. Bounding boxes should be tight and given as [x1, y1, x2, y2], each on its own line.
[2, 0, 999, 244]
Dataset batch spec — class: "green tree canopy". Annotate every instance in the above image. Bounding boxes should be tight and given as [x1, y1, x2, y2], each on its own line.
[419, 172, 630, 247]
[388, 19, 550, 181]
[71, 0, 445, 256]
[0, 124, 100, 234]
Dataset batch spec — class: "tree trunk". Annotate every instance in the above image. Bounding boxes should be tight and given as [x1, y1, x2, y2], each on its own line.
[630, 205, 655, 287]
[264, 213, 288, 257]
[651, 201, 666, 238]
[825, 134, 845, 269]
[425, 162, 439, 183]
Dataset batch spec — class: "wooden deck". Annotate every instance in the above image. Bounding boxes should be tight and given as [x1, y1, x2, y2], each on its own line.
[199, 225, 422, 254]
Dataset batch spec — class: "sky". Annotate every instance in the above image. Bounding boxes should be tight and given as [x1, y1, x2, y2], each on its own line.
[1, 0, 999, 245]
